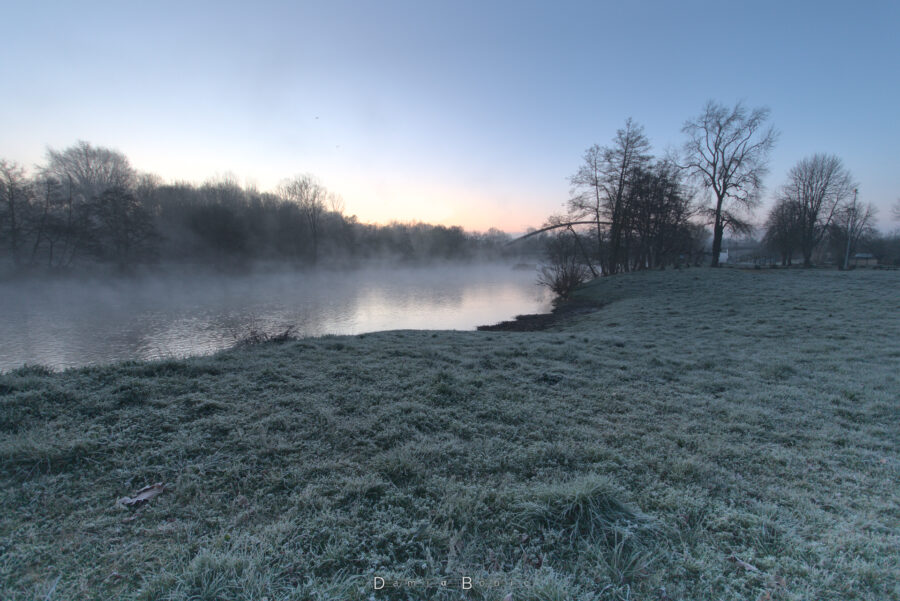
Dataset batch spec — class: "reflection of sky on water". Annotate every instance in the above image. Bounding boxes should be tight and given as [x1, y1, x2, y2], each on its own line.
[0, 264, 549, 371]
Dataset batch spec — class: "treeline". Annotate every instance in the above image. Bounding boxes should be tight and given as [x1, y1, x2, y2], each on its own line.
[538, 101, 897, 296]
[761, 154, 897, 267]
[0, 142, 542, 275]
[536, 118, 708, 286]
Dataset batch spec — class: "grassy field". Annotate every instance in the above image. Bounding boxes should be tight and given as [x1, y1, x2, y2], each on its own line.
[1, 267, 898, 600]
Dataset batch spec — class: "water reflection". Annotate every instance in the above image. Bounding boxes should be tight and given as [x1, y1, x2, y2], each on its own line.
[0, 263, 549, 371]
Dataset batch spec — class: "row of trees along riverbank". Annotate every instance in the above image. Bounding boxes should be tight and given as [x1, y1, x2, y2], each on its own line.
[532, 100, 896, 298]
[0, 142, 546, 276]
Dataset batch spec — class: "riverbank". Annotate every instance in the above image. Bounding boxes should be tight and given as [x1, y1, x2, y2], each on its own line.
[1, 268, 898, 600]
[476, 298, 601, 331]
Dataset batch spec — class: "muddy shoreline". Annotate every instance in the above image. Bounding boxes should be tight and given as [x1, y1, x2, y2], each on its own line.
[476, 299, 600, 331]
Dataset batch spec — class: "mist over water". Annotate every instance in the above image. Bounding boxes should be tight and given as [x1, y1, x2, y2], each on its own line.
[0, 263, 549, 371]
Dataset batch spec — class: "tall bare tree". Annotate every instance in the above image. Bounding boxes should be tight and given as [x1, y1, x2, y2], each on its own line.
[833, 192, 876, 269]
[568, 144, 608, 270]
[681, 101, 777, 266]
[780, 154, 856, 267]
[278, 174, 326, 264]
[42, 142, 137, 265]
[45, 140, 135, 202]
[569, 118, 651, 274]
[27, 174, 65, 267]
[0, 160, 32, 269]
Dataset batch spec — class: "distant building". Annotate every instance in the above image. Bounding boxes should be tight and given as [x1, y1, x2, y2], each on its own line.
[851, 253, 878, 267]
[718, 249, 729, 264]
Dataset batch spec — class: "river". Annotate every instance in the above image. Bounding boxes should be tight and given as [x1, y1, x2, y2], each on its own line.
[0, 263, 550, 371]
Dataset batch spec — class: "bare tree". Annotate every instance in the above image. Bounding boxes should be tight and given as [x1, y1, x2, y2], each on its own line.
[569, 118, 651, 274]
[524, 145, 698, 273]
[681, 101, 777, 267]
[27, 175, 65, 267]
[569, 144, 607, 270]
[327, 192, 345, 215]
[627, 160, 696, 269]
[41, 142, 137, 265]
[0, 160, 32, 269]
[834, 192, 876, 269]
[780, 154, 856, 267]
[278, 175, 326, 264]
[45, 140, 135, 202]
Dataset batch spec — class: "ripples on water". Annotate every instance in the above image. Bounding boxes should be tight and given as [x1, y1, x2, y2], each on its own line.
[0, 263, 549, 371]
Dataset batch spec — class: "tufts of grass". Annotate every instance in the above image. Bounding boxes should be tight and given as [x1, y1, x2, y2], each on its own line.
[514, 476, 648, 544]
[585, 526, 655, 588]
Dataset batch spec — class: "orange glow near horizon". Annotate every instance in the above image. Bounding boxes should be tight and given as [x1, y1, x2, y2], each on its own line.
[123, 153, 554, 234]
[332, 179, 551, 234]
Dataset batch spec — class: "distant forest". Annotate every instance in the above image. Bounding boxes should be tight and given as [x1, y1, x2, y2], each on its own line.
[2, 128, 898, 280]
[0, 142, 546, 275]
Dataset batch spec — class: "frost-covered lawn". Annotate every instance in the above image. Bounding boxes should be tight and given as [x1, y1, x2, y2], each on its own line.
[1, 267, 898, 600]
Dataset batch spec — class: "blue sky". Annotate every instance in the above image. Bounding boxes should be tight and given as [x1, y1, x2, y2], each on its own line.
[2, 0, 898, 231]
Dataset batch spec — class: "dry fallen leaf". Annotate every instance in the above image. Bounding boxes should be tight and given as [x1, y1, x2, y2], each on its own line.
[118, 482, 165, 508]
[728, 554, 760, 573]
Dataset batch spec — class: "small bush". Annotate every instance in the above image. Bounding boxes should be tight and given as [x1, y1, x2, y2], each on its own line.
[232, 325, 296, 347]
[538, 257, 591, 300]
[537, 230, 593, 299]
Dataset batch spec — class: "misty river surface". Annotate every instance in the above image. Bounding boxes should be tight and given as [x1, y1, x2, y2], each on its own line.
[0, 263, 551, 371]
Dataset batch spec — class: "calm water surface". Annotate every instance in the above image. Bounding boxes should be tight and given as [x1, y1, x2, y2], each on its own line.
[0, 263, 549, 371]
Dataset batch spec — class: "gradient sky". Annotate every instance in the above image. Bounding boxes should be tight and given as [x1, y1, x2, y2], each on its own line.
[2, 0, 898, 232]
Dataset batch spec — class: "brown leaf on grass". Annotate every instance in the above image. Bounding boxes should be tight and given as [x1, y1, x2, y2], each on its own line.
[727, 554, 760, 573]
[118, 482, 165, 508]
[757, 591, 772, 601]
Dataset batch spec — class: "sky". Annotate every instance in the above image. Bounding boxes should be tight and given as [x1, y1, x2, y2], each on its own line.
[2, 0, 898, 232]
